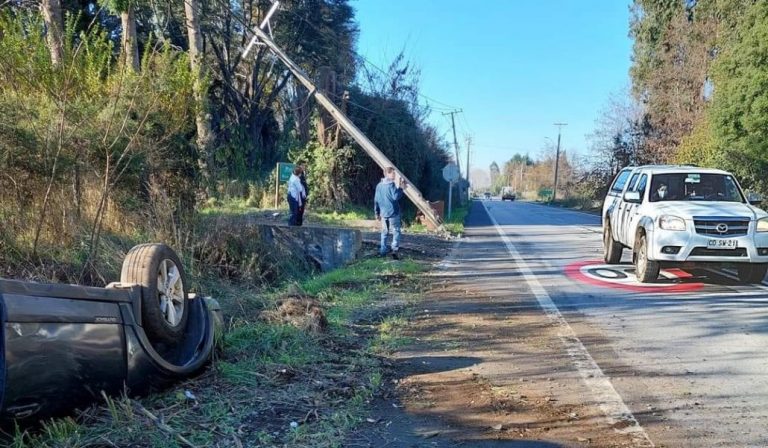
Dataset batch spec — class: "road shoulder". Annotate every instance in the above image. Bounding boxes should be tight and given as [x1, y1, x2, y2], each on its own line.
[349, 202, 643, 447]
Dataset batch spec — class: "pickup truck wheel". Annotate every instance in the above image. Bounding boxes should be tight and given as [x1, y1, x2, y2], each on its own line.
[603, 224, 623, 264]
[635, 234, 660, 283]
[737, 264, 768, 284]
[121, 244, 190, 344]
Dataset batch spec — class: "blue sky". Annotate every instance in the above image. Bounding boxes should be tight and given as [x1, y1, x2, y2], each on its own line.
[353, 0, 633, 174]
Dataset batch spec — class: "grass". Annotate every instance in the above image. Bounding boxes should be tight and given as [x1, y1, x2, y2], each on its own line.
[407, 202, 470, 236]
[542, 196, 602, 214]
[6, 254, 428, 448]
[198, 199, 372, 227]
[308, 206, 371, 226]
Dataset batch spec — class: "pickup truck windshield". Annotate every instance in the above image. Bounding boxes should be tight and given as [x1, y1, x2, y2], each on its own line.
[649, 173, 744, 203]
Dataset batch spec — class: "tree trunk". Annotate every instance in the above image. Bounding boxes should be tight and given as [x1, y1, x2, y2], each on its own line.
[292, 84, 312, 145]
[184, 0, 216, 197]
[121, 7, 140, 72]
[40, 0, 64, 66]
[315, 67, 340, 148]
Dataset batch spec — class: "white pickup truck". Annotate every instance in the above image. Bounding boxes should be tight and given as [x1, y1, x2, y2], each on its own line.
[602, 165, 768, 283]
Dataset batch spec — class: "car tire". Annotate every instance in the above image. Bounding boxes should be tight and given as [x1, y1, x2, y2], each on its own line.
[635, 233, 660, 283]
[737, 264, 768, 284]
[121, 243, 190, 344]
[603, 224, 623, 264]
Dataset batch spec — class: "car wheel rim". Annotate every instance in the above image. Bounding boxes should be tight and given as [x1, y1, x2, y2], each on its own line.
[158, 259, 185, 327]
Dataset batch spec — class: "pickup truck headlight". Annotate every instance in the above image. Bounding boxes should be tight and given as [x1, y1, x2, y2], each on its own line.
[659, 215, 686, 231]
[758, 217, 768, 233]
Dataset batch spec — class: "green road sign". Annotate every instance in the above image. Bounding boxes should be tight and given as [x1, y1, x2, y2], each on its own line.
[277, 163, 295, 182]
[539, 188, 553, 198]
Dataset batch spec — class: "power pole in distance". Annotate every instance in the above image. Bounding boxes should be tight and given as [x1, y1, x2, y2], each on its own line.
[465, 135, 472, 196]
[443, 110, 463, 176]
[552, 122, 567, 202]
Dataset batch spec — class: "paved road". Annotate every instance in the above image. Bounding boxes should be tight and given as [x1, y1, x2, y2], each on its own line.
[477, 199, 768, 447]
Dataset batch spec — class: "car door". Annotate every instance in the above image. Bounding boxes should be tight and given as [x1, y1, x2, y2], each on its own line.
[616, 172, 640, 243]
[606, 169, 633, 233]
[624, 173, 648, 249]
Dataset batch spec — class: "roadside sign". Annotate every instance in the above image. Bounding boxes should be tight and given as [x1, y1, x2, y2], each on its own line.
[443, 163, 460, 183]
[277, 163, 295, 182]
[275, 162, 296, 208]
[539, 188, 553, 198]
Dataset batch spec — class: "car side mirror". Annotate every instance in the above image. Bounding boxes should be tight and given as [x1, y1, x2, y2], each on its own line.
[747, 192, 764, 206]
[623, 191, 642, 204]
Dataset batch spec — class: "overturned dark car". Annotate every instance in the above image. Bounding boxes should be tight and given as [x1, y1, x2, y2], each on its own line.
[0, 243, 220, 421]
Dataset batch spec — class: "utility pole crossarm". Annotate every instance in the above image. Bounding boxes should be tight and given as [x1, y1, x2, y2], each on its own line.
[247, 24, 444, 230]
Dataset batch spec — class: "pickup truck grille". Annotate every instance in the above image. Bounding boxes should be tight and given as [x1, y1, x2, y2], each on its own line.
[693, 217, 750, 237]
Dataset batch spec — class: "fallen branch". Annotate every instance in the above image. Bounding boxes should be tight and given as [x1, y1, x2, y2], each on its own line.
[132, 400, 198, 448]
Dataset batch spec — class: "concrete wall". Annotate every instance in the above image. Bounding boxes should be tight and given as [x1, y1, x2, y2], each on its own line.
[263, 225, 362, 272]
[232, 216, 362, 271]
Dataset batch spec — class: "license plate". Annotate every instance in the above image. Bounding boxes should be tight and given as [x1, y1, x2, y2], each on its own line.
[708, 239, 738, 249]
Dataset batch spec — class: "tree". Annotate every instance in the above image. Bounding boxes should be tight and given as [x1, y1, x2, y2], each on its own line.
[184, 0, 215, 195]
[709, 1, 768, 195]
[99, 0, 140, 72]
[489, 162, 500, 187]
[205, 0, 358, 178]
[40, 0, 65, 66]
[629, 0, 753, 162]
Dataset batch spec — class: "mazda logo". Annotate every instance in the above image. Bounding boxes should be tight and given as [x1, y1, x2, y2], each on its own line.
[716, 223, 729, 234]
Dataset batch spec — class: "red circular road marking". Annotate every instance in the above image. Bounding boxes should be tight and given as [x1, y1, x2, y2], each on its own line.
[564, 260, 704, 293]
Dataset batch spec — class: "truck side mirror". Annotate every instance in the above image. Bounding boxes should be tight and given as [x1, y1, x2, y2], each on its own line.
[747, 192, 764, 206]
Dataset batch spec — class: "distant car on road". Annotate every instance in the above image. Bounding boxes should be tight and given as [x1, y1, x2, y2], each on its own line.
[484, 192, 491, 200]
[502, 189, 516, 201]
[602, 165, 768, 283]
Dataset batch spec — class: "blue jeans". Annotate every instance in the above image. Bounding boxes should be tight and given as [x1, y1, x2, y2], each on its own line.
[380, 215, 401, 255]
[288, 196, 301, 226]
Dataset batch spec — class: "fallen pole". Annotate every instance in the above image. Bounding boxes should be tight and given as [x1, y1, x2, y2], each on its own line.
[245, 20, 444, 231]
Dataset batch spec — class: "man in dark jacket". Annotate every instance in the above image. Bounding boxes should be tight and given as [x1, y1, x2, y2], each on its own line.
[374, 167, 407, 259]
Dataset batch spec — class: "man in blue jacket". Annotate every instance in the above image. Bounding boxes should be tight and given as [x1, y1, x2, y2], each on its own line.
[374, 167, 407, 259]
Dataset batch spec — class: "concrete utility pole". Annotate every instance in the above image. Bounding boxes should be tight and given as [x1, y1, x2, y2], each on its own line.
[443, 110, 463, 176]
[465, 135, 472, 196]
[552, 122, 567, 202]
[244, 9, 444, 230]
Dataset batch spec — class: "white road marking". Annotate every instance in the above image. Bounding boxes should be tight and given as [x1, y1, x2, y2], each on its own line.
[482, 202, 655, 447]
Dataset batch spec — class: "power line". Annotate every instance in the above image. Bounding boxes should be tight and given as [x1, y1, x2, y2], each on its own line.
[459, 110, 474, 136]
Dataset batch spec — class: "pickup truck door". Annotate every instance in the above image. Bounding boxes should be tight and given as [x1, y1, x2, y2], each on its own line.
[616, 173, 640, 244]
[606, 169, 634, 235]
[624, 174, 648, 249]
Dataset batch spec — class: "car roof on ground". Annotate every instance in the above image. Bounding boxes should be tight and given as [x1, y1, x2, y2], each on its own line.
[627, 165, 733, 176]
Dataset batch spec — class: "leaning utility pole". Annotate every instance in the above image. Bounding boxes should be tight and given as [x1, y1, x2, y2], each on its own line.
[552, 122, 567, 202]
[443, 110, 463, 176]
[244, 6, 443, 230]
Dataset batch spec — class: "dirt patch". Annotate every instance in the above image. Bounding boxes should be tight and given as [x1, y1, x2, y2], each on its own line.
[261, 297, 328, 333]
[362, 231, 455, 261]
